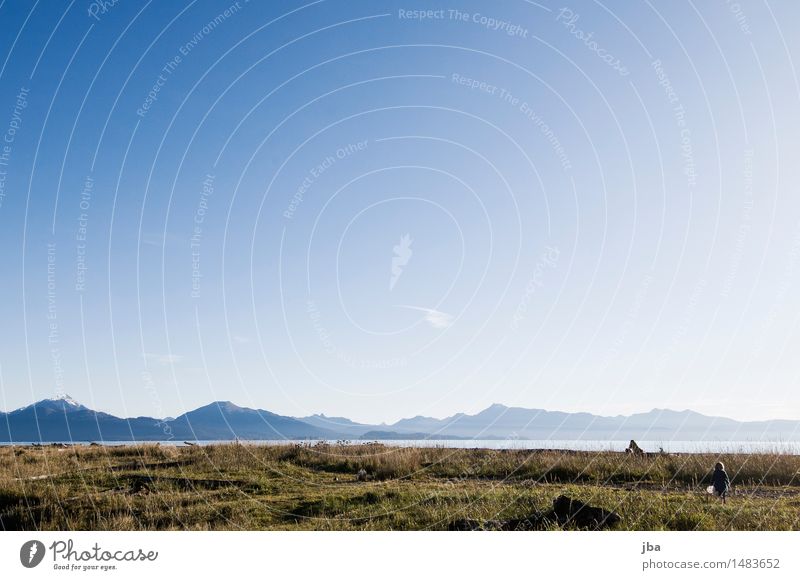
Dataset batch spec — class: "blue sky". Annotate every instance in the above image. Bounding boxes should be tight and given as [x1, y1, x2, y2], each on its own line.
[1, 0, 799, 423]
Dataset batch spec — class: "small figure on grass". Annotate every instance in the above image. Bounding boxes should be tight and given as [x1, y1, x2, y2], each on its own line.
[709, 462, 731, 504]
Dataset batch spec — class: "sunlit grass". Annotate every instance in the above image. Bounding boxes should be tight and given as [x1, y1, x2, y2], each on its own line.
[1, 443, 798, 530]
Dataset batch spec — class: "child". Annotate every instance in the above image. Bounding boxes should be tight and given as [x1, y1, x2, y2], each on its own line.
[712, 462, 731, 504]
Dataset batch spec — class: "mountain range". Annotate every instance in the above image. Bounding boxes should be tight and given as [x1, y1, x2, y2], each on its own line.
[2, 395, 799, 443]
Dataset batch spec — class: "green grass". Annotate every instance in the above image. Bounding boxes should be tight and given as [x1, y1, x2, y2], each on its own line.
[1, 443, 799, 530]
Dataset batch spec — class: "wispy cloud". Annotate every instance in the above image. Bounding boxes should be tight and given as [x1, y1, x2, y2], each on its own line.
[141, 233, 166, 247]
[394, 305, 453, 329]
[141, 233, 186, 248]
[143, 353, 184, 366]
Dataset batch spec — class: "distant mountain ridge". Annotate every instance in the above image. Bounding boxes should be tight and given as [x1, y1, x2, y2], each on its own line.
[1, 395, 799, 443]
[0, 396, 338, 442]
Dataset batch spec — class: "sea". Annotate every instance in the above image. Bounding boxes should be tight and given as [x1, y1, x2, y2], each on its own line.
[2, 440, 799, 454]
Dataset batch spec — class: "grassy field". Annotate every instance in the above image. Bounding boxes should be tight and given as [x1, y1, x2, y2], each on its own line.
[1, 443, 799, 530]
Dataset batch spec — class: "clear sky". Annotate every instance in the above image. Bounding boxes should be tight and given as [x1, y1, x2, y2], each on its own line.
[1, 0, 799, 423]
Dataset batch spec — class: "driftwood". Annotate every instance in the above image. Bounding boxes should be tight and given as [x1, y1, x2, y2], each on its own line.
[625, 439, 646, 456]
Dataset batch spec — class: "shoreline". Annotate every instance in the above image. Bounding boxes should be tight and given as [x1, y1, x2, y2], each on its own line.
[2, 439, 800, 455]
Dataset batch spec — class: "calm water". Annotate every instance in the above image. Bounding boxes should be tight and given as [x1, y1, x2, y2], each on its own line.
[2, 439, 799, 454]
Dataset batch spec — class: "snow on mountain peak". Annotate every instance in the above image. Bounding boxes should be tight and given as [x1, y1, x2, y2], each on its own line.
[56, 394, 81, 406]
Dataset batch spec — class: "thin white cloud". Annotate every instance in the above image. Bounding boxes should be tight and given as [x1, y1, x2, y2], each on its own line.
[141, 233, 165, 247]
[143, 353, 184, 366]
[141, 233, 186, 247]
[394, 305, 453, 329]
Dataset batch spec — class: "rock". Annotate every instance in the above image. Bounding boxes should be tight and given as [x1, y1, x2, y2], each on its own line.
[552, 495, 621, 528]
[449, 496, 621, 532]
[498, 515, 546, 531]
[448, 519, 483, 531]
[448, 514, 546, 531]
[129, 477, 153, 495]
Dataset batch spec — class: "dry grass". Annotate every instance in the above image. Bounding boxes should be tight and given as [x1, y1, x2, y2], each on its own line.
[1, 443, 799, 530]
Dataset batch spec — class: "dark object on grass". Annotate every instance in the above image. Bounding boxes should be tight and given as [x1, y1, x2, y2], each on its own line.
[625, 440, 645, 456]
[448, 519, 484, 531]
[129, 477, 152, 494]
[448, 496, 620, 531]
[447, 518, 544, 531]
[552, 495, 621, 528]
[496, 515, 548, 530]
